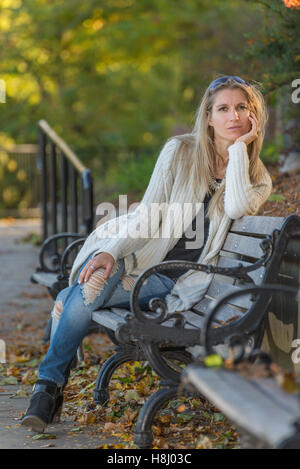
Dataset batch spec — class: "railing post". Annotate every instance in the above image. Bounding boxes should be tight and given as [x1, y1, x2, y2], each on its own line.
[70, 166, 78, 233]
[39, 128, 47, 241]
[82, 169, 94, 235]
[50, 142, 57, 237]
[38, 120, 94, 254]
[60, 152, 68, 249]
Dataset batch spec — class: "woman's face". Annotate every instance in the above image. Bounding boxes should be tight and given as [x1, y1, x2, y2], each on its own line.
[208, 88, 252, 144]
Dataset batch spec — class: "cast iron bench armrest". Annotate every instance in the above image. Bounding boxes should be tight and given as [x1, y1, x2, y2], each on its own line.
[58, 237, 87, 280]
[129, 234, 274, 325]
[37, 232, 86, 273]
[201, 284, 300, 360]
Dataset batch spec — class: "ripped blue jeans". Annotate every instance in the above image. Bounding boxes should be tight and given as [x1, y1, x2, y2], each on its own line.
[38, 252, 175, 387]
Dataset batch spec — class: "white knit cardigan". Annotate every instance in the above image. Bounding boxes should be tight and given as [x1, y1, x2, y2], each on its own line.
[69, 139, 272, 313]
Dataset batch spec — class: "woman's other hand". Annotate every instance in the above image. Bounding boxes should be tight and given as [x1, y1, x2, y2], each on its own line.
[78, 252, 115, 284]
[234, 111, 259, 146]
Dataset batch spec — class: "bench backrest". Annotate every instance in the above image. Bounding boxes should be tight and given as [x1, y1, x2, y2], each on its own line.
[188, 215, 300, 370]
[260, 219, 300, 372]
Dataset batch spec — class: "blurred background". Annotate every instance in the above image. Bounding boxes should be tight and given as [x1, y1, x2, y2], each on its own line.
[0, 0, 299, 218]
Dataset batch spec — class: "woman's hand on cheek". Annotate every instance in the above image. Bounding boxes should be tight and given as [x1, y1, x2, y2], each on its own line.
[234, 111, 259, 145]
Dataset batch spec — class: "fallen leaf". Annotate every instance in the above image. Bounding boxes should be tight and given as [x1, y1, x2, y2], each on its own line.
[32, 434, 56, 440]
[176, 404, 187, 413]
[204, 354, 223, 368]
[0, 376, 18, 385]
[124, 390, 139, 402]
[70, 427, 83, 432]
[196, 436, 213, 449]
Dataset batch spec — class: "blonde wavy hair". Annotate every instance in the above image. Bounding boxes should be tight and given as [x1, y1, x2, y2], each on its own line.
[166, 77, 269, 219]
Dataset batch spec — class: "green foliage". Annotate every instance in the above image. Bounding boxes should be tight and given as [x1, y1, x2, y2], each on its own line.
[107, 150, 158, 198]
[237, 0, 300, 151]
[268, 193, 285, 202]
[260, 141, 282, 164]
[0, 0, 269, 203]
[0, 150, 35, 210]
[238, 0, 300, 92]
[0, 0, 298, 206]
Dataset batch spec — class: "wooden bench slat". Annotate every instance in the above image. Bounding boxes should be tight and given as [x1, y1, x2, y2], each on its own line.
[222, 233, 266, 259]
[206, 280, 253, 310]
[230, 216, 285, 236]
[183, 366, 298, 447]
[217, 256, 266, 285]
[92, 308, 128, 331]
[188, 298, 244, 325]
[160, 315, 200, 330]
[31, 272, 59, 288]
[250, 377, 300, 414]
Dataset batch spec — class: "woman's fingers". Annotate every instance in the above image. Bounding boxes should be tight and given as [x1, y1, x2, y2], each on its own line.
[77, 253, 115, 285]
[78, 261, 96, 284]
[78, 264, 89, 284]
[78, 260, 113, 284]
[235, 111, 259, 145]
[84, 261, 98, 283]
[250, 112, 258, 134]
[103, 264, 113, 280]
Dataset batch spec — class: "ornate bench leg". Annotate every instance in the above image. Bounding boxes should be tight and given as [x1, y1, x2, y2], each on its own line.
[93, 345, 143, 405]
[134, 384, 179, 448]
[134, 382, 200, 448]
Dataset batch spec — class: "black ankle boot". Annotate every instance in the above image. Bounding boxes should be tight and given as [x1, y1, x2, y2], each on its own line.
[21, 380, 64, 433]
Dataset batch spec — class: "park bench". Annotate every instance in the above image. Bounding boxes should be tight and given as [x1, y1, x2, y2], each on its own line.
[30, 121, 300, 447]
[181, 284, 300, 449]
[88, 213, 300, 448]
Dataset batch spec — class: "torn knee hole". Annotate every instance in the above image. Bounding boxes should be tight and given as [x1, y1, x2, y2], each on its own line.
[82, 269, 107, 305]
[81, 262, 121, 305]
[121, 275, 136, 291]
[52, 300, 63, 322]
[121, 274, 148, 291]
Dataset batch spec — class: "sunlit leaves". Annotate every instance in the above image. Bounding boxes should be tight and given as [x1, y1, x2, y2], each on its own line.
[0, 0, 266, 187]
[282, 0, 300, 9]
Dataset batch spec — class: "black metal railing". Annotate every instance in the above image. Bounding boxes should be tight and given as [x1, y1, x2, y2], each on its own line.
[38, 120, 94, 243]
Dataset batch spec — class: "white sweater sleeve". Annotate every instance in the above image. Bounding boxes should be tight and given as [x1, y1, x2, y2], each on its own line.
[80, 138, 179, 263]
[224, 141, 272, 220]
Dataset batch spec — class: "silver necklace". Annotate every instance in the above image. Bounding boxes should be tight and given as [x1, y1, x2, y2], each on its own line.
[211, 176, 224, 191]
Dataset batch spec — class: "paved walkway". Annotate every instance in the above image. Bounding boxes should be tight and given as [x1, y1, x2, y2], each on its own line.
[0, 218, 117, 449]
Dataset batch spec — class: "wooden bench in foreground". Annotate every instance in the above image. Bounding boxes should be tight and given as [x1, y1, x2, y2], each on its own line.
[182, 365, 300, 449]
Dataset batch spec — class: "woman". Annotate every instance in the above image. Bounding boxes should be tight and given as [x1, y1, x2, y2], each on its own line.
[22, 76, 272, 432]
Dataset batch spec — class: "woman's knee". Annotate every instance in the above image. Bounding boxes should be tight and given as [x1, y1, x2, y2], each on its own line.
[81, 260, 124, 306]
